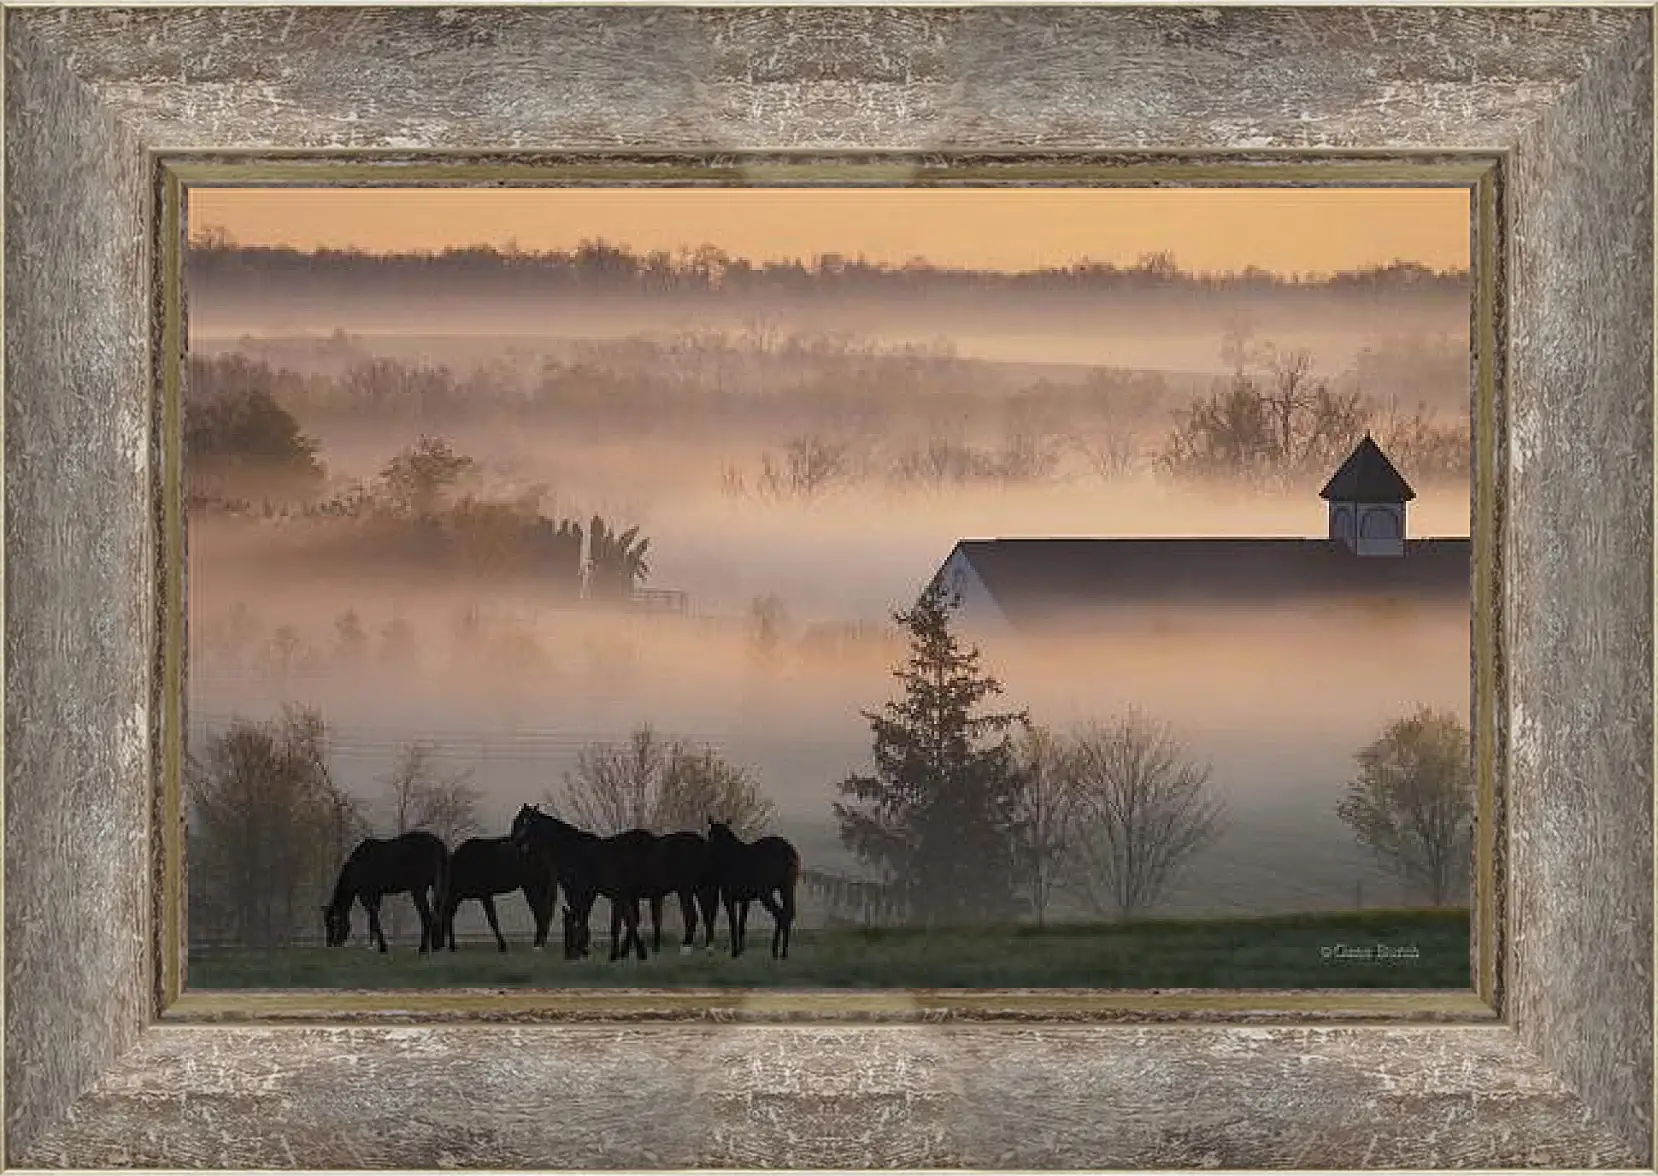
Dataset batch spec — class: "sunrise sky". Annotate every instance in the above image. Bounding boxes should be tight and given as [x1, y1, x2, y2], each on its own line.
[188, 187, 1470, 276]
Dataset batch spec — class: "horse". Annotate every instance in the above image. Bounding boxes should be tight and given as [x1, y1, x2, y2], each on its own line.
[551, 828, 719, 957]
[439, 836, 556, 952]
[580, 828, 720, 957]
[636, 830, 720, 955]
[509, 805, 652, 961]
[321, 830, 448, 954]
[706, 819, 800, 959]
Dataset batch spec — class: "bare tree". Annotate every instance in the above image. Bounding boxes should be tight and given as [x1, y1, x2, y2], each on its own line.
[1011, 724, 1075, 928]
[550, 726, 668, 834]
[1164, 344, 1366, 484]
[1065, 368, 1167, 484]
[1369, 395, 1472, 482]
[741, 314, 782, 396]
[1259, 348, 1367, 474]
[380, 742, 483, 939]
[1336, 706, 1473, 907]
[757, 433, 854, 499]
[187, 704, 363, 947]
[1060, 712, 1227, 919]
[382, 742, 483, 846]
[1071, 427, 1141, 483]
[549, 725, 774, 837]
[656, 744, 775, 839]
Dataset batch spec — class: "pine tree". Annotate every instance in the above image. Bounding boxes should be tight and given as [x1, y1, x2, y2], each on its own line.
[833, 577, 1030, 926]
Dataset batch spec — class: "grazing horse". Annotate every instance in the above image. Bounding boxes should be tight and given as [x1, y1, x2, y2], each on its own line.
[440, 836, 556, 952]
[509, 805, 651, 961]
[706, 820, 800, 959]
[322, 830, 448, 954]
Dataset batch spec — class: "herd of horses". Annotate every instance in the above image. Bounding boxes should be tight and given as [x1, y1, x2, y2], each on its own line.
[320, 806, 802, 962]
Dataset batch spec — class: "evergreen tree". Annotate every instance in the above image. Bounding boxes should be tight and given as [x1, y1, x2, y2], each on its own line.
[833, 578, 1029, 925]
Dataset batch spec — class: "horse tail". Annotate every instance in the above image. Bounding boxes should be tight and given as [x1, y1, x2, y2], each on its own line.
[779, 847, 801, 958]
[782, 848, 800, 919]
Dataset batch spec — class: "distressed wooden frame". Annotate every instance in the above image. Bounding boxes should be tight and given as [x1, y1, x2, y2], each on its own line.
[3, 4, 1653, 1169]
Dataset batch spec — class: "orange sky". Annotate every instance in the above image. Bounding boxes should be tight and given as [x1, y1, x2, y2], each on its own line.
[189, 187, 1470, 276]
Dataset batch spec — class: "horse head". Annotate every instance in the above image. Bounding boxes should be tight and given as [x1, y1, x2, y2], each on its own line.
[509, 803, 542, 848]
[321, 902, 351, 947]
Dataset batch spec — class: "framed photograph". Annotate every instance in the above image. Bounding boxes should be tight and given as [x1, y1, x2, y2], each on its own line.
[182, 181, 1479, 997]
[5, 4, 1652, 1169]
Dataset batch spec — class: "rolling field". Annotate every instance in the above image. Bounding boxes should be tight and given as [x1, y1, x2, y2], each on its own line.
[189, 907, 1470, 990]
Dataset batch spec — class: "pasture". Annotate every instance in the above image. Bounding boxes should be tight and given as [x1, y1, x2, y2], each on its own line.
[189, 907, 1470, 990]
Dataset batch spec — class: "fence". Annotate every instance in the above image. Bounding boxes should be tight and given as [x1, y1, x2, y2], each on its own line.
[189, 931, 569, 953]
[629, 588, 689, 614]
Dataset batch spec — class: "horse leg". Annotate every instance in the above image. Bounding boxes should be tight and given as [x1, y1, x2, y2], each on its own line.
[780, 880, 796, 959]
[411, 886, 436, 954]
[700, 886, 720, 951]
[651, 894, 664, 955]
[628, 897, 648, 961]
[736, 899, 752, 958]
[365, 898, 388, 954]
[677, 889, 697, 954]
[724, 895, 740, 958]
[482, 894, 507, 952]
[530, 888, 552, 950]
[562, 906, 582, 960]
[441, 894, 458, 952]
[759, 892, 787, 959]
[580, 892, 597, 958]
[608, 898, 624, 962]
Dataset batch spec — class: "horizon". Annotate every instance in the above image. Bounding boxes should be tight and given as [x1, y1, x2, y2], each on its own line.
[188, 187, 1471, 277]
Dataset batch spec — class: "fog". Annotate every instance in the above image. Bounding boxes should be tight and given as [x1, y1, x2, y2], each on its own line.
[189, 472, 1470, 920]
[195, 296, 1462, 386]
[187, 264, 1473, 921]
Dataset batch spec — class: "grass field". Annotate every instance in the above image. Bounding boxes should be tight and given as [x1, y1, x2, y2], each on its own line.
[189, 907, 1470, 990]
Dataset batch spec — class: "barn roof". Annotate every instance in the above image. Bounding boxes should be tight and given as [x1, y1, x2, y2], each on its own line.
[1319, 434, 1416, 503]
[942, 537, 1469, 630]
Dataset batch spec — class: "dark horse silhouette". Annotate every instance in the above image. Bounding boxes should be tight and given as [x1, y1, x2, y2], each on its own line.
[599, 829, 722, 956]
[553, 830, 719, 958]
[658, 831, 722, 954]
[439, 836, 556, 952]
[509, 805, 651, 961]
[622, 831, 720, 955]
[322, 830, 448, 953]
[706, 820, 800, 959]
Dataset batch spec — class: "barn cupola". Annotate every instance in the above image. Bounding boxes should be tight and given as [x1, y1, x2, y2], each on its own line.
[1319, 434, 1415, 557]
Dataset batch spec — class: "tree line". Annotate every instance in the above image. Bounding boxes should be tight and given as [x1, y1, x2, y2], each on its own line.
[187, 338, 1470, 524]
[724, 345, 1468, 499]
[189, 231, 1469, 300]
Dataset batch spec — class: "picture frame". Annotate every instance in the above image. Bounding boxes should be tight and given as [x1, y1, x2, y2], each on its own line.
[4, 4, 1651, 1168]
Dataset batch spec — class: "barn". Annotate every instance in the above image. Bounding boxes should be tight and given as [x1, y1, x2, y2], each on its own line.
[930, 435, 1470, 637]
